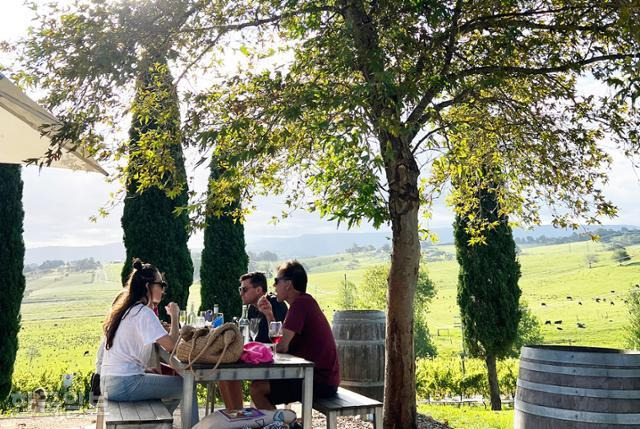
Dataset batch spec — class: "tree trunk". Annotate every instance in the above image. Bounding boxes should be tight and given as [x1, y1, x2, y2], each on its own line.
[485, 354, 502, 410]
[339, 3, 421, 426]
[383, 144, 421, 429]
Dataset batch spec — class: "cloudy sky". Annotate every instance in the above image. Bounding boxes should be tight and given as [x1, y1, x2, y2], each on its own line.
[2, 1, 639, 248]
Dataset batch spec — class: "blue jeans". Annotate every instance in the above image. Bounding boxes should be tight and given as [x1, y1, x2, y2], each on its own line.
[101, 374, 198, 423]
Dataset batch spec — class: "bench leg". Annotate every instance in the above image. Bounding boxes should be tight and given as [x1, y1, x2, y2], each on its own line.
[373, 407, 383, 429]
[327, 411, 337, 429]
[205, 382, 216, 415]
[95, 397, 104, 429]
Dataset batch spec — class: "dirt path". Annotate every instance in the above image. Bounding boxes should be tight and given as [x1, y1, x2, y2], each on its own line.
[0, 410, 449, 429]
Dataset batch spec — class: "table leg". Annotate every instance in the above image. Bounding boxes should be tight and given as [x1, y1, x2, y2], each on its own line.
[374, 406, 383, 429]
[327, 412, 337, 429]
[301, 367, 314, 428]
[181, 372, 197, 429]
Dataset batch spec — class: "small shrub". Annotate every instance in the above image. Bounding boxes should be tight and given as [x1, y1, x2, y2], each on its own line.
[356, 264, 437, 358]
[625, 289, 640, 349]
[416, 357, 519, 402]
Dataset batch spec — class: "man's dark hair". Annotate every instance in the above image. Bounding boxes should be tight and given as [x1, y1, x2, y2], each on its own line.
[240, 271, 268, 293]
[278, 260, 307, 293]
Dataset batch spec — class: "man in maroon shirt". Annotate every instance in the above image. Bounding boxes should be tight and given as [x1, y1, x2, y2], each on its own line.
[250, 260, 340, 408]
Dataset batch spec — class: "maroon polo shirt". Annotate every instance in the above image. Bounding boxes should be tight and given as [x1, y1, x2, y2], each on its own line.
[283, 293, 340, 387]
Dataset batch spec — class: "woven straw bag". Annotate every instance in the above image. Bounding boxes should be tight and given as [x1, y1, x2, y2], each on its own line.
[171, 323, 243, 370]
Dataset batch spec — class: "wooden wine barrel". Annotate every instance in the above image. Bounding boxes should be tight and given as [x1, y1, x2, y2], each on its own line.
[515, 345, 640, 428]
[332, 310, 385, 401]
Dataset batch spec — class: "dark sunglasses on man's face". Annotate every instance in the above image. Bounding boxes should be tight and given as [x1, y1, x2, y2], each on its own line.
[273, 277, 288, 286]
[238, 286, 254, 294]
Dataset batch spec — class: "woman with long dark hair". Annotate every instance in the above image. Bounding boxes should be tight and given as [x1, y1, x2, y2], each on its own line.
[100, 258, 197, 421]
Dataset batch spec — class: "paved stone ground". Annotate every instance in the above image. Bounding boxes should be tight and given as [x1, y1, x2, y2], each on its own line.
[0, 409, 450, 428]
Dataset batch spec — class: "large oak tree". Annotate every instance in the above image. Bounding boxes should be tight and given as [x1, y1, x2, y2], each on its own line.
[16, 1, 640, 427]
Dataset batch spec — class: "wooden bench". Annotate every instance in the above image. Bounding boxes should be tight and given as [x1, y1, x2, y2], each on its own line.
[313, 387, 382, 429]
[96, 399, 173, 429]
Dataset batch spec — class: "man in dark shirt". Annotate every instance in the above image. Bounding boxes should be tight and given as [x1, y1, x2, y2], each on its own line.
[241, 272, 288, 342]
[219, 271, 288, 409]
[251, 260, 340, 408]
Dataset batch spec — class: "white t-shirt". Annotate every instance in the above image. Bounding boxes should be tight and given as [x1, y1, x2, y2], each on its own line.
[100, 304, 168, 376]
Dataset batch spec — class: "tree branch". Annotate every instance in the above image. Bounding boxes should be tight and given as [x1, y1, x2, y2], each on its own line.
[405, 0, 463, 136]
[411, 126, 447, 155]
[459, 18, 616, 35]
[174, 33, 223, 85]
[178, 5, 337, 33]
[452, 54, 640, 80]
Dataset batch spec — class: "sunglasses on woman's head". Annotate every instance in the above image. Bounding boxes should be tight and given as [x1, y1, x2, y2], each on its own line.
[150, 281, 167, 289]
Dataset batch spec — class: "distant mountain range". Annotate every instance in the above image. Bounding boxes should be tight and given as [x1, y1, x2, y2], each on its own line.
[25, 242, 126, 265]
[24, 224, 639, 263]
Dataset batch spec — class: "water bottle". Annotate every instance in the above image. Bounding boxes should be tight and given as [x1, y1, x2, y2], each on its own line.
[188, 303, 196, 325]
[213, 304, 224, 328]
[238, 305, 250, 343]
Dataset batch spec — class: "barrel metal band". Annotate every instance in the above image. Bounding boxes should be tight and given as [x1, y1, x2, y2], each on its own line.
[520, 359, 640, 378]
[521, 348, 640, 367]
[517, 379, 640, 399]
[515, 400, 640, 424]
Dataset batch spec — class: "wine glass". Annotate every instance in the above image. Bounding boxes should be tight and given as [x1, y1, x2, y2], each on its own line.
[179, 310, 187, 327]
[269, 321, 283, 359]
[249, 318, 261, 341]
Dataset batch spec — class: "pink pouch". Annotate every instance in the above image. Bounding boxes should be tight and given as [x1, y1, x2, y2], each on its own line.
[240, 342, 274, 364]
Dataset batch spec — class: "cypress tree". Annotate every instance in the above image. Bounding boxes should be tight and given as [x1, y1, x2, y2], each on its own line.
[199, 161, 248, 318]
[454, 186, 521, 410]
[0, 164, 26, 400]
[121, 52, 193, 318]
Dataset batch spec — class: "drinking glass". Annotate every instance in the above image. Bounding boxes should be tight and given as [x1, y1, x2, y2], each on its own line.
[249, 318, 261, 341]
[269, 321, 283, 359]
[199, 311, 211, 327]
[195, 316, 206, 329]
[179, 310, 187, 327]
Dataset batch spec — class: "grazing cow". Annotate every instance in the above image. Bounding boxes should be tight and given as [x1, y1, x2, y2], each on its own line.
[578, 302, 582, 305]
[625, 300, 629, 304]
[603, 298, 607, 302]
[611, 290, 616, 294]
[611, 301, 615, 305]
[545, 320, 552, 325]
[554, 320, 563, 324]
[541, 302, 547, 306]
[595, 298, 601, 302]
[557, 327, 563, 330]
[577, 323, 586, 329]
[566, 296, 573, 300]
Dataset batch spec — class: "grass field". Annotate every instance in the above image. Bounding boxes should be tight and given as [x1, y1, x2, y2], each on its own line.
[419, 404, 513, 429]
[428, 241, 640, 355]
[6, 240, 640, 420]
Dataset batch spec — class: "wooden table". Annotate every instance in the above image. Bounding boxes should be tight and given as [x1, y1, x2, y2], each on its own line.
[159, 348, 314, 429]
